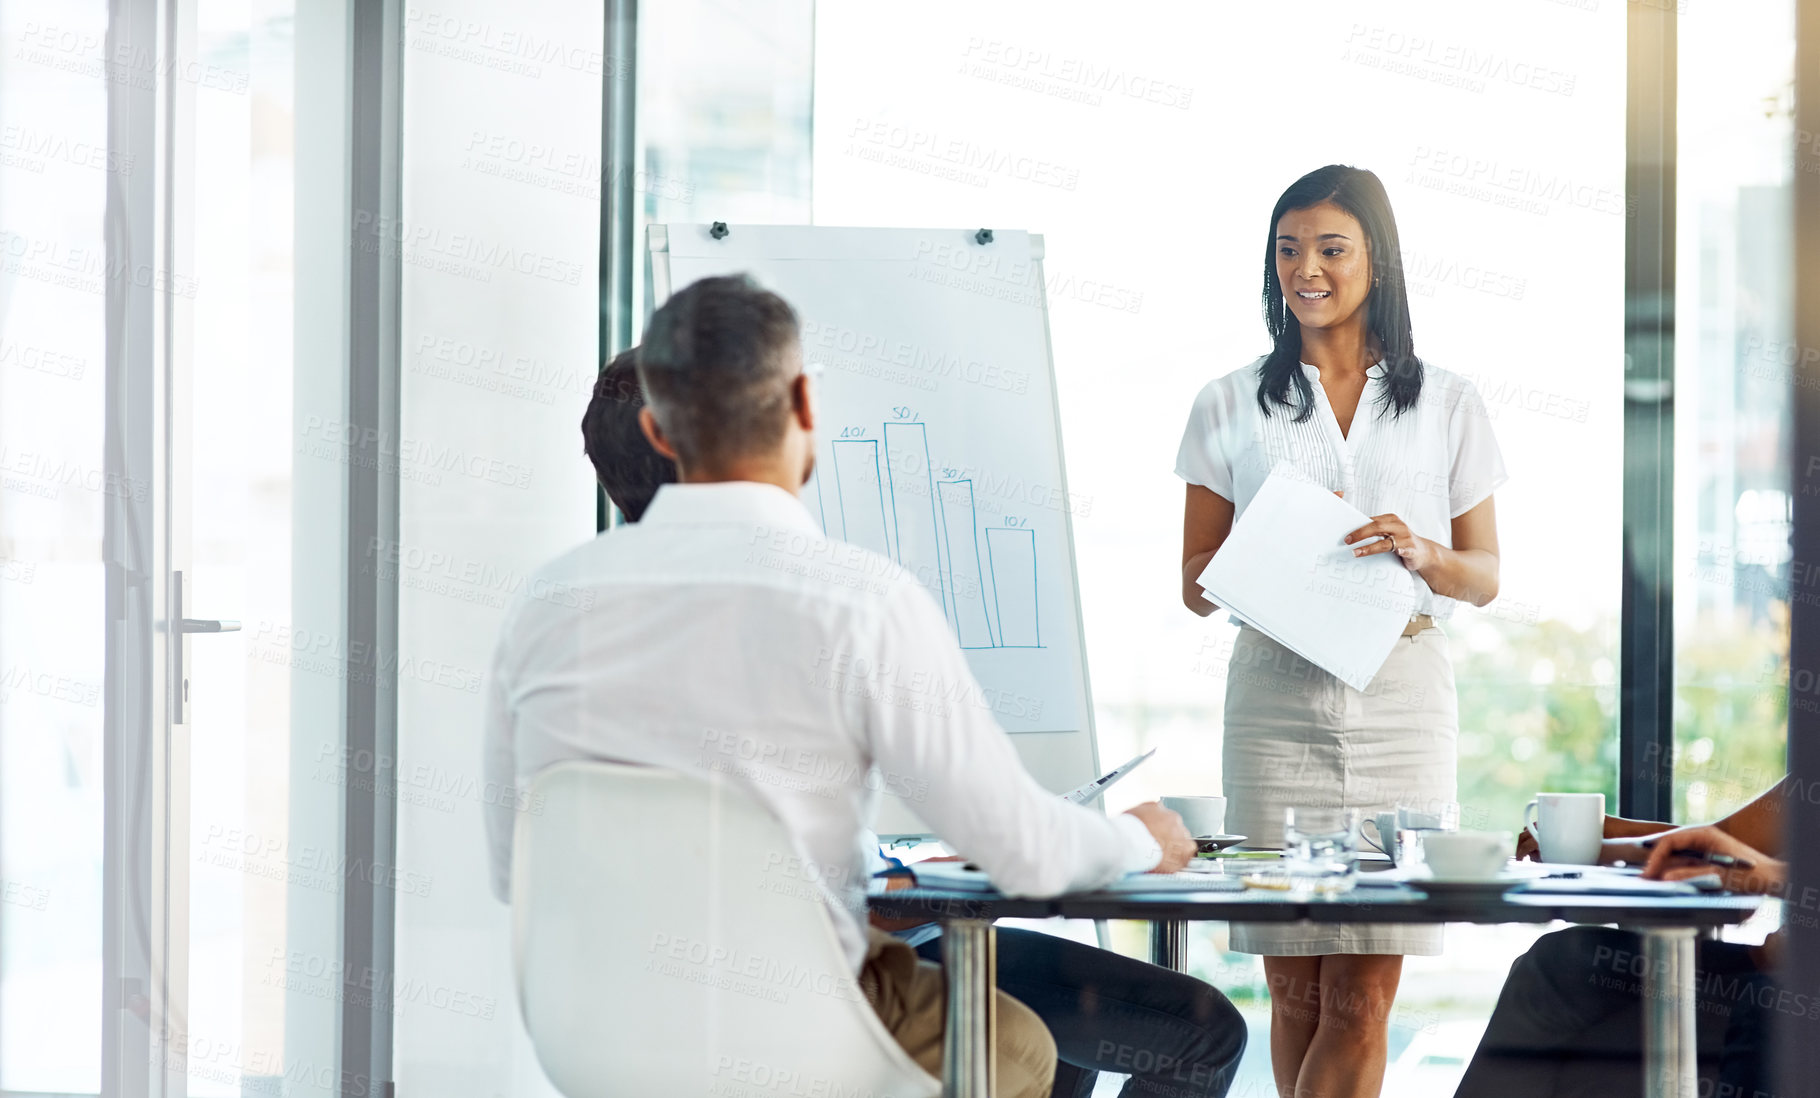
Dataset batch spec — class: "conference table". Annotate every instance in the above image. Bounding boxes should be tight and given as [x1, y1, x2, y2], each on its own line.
[869, 873, 1761, 1098]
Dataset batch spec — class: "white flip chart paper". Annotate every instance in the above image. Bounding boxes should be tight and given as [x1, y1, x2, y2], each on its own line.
[1196, 469, 1421, 691]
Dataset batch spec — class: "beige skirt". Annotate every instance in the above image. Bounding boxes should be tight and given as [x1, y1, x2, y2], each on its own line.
[1223, 625, 1458, 956]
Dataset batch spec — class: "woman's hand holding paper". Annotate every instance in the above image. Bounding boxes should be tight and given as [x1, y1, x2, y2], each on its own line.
[1343, 498, 1502, 608]
[1344, 512, 1433, 572]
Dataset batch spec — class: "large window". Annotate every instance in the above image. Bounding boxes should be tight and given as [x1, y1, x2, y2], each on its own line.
[637, 3, 812, 217]
[1671, 0, 1794, 823]
[634, 1, 814, 321]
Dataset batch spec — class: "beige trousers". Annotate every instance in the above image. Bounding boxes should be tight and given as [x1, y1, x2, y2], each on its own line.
[859, 928, 1055, 1098]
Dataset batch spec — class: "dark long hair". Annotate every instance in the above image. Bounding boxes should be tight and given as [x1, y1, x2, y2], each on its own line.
[1257, 165, 1422, 422]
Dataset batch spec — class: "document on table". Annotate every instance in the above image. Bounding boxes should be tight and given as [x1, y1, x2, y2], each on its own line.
[1091, 872, 1244, 893]
[1196, 469, 1421, 691]
[1357, 863, 1710, 895]
[908, 860, 1245, 893]
[1515, 874, 1711, 896]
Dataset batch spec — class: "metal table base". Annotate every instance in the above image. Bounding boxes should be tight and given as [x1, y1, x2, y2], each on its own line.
[1637, 926, 1697, 1098]
[942, 920, 995, 1098]
[1149, 919, 1186, 972]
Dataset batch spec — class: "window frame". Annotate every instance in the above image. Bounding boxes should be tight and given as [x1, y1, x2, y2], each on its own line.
[1618, 0, 1677, 822]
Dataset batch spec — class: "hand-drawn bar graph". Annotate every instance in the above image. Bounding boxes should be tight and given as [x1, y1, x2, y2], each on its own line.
[829, 439, 891, 557]
[985, 527, 1040, 647]
[882, 423, 950, 619]
[937, 479, 997, 648]
[807, 420, 1044, 650]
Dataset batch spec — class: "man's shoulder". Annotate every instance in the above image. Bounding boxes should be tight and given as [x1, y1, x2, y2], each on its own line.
[519, 529, 620, 589]
[740, 526, 923, 608]
[490, 532, 622, 630]
[510, 522, 925, 615]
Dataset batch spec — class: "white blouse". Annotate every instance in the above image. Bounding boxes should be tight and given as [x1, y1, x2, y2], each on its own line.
[1175, 357, 1508, 619]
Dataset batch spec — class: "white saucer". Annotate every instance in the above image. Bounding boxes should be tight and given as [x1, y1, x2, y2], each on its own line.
[1417, 877, 1519, 895]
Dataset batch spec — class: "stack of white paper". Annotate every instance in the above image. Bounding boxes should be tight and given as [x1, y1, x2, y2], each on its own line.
[1196, 470, 1421, 691]
[1514, 875, 1704, 896]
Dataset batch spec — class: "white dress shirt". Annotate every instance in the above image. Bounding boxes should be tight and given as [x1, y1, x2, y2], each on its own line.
[482, 480, 1156, 971]
[1175, 358, 1507, 619]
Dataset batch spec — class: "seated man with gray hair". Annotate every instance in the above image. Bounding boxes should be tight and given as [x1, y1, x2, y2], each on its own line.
[578, 342, 1249, 1098]
[485, 274, 1201, 1096]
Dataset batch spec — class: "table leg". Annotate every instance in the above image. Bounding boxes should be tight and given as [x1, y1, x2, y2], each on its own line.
[1149, 919, 1186, 972]
[1638, 926, 1697, 1098]
[942, 919, 996, 1098]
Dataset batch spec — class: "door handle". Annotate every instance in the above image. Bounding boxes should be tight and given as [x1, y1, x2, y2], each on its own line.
[171, 571, 238, 725]
[177, 618, 241, 634]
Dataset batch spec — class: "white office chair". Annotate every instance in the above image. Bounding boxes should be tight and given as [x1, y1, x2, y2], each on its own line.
[512, 761, 940, 1097]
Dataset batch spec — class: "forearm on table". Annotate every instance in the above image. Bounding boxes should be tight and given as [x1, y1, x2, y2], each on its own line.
[1603, 815, 1674, 839]
[1713, 777, 1788, 855]
[1601, 780, 1785, 853]
[1593, 817, 1678, 868]
[1416, 545, 1499, 606]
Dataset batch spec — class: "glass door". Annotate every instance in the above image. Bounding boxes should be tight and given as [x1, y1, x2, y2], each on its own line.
[0, 0, 374, 1092]
[0, 2, 367, 1096]
[167, 2, 354, 1095]
[175, 5, 300, 1094]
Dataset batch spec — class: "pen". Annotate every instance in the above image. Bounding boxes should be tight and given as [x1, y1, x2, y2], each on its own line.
[1638, 837, 1753, 869]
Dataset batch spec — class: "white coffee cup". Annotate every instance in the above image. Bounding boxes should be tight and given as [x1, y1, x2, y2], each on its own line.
[1422, 830, 1512, 880]
[1524, 792, 1605, 865]
[1160, 795, 1227, 838]
[1362, 812, 1401, 861]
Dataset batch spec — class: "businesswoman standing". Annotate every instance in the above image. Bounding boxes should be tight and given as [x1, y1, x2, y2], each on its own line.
[1177, 164, 1505, 1098]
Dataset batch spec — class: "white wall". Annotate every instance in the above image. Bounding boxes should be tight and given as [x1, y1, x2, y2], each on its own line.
[395, 2, 602, 1091]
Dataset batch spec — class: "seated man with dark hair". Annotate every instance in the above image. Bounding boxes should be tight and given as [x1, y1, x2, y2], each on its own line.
[580, 349, 671, 522]
[576, 337, 1247, 1098]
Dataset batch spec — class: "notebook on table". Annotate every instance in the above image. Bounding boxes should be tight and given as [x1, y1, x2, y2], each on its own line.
[908, 861, 1243, 894]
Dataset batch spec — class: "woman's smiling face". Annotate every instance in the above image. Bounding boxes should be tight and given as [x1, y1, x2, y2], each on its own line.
[1274, 201, 1373, 335]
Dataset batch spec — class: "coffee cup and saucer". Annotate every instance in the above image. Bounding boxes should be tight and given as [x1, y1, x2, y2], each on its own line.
[1159, 795, 1247, 854]
[1415, 830, 1517, 895]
